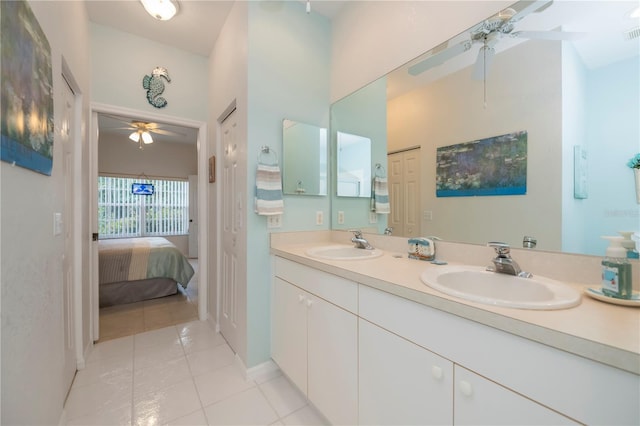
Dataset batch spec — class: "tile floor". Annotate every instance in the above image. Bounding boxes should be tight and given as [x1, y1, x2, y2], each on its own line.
[99, 260, 200, 342]
[65, 320, 329, 425]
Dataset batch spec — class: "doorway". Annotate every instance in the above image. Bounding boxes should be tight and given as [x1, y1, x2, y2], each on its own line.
[89, 103, 208, 342]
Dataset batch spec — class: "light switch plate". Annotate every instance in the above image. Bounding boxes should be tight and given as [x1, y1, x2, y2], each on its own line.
[316, 211, 324, 225]
[338, 211, 345, 224]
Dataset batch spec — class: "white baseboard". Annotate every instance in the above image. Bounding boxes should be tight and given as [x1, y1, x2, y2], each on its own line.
[233, 355, 281, 382]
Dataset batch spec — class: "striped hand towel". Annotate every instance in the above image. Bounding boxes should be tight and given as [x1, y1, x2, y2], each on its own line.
[255, 163, 284, 215]
[372, 176, 390, 214]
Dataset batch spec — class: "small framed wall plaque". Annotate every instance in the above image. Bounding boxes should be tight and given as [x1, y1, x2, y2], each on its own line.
[574, 145, 588, 199]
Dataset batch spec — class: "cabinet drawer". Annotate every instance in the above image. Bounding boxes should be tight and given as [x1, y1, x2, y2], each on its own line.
[274, 257, 358, 313]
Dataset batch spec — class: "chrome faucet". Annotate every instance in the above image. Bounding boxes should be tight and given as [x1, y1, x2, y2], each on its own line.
[486, 242, 532, 278]
[384, 227, 393, 236]
[350, 229, 374, 250]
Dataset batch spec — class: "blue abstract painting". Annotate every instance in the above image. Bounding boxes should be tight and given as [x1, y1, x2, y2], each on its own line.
[436, 131, 527, 197]
[1, 0, 54, 176]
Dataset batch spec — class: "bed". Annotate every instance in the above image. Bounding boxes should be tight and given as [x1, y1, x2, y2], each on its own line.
[98, 237, 195, 307]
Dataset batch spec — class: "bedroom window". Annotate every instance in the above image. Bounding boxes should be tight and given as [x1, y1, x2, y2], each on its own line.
[98, 176, 189, 238]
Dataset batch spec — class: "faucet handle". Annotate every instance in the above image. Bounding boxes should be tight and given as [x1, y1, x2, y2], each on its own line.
[487, 242, 511, 257]
[349, 229, 363, 238]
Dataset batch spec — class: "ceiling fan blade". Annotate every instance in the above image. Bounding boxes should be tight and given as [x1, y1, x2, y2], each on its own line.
[511, 30, 587, 41]
[507, 0, 554, 24]
[472, 46, 495, 81]
[149, 128, 186, 137]
[408, 40, 473, 76]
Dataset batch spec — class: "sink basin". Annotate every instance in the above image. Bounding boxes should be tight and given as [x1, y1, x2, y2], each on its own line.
[306, 245, 384, 261]
[420, 265, 581, 310]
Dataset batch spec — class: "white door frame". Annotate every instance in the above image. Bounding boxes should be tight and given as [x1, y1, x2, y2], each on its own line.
[89, 102, 208, 341]
[61, 59, 84, 369]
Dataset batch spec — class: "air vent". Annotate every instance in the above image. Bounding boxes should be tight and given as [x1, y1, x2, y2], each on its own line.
[623, 26, 640, 40]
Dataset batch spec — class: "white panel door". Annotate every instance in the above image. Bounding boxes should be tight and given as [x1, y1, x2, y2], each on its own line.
[61, 77, 77, 394]
[403, 149, 420, 237]
[388, 148, 421, 237]
[359, 319, 453, 425]
[220, 109, 240, 352]
[454, 365, 577, 425]
[307, 295, 358, 426]
[388, 154, 404, 236]
[188, 174, 198, 258]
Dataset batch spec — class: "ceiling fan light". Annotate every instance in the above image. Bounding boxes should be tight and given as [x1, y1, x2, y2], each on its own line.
[140, 0, 178, 21]
[129, 131, 141, 143]
[141, 131, 154, 144]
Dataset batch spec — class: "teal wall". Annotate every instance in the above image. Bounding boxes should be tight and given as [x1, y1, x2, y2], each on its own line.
[245, 1, 331, 367]
[583, 56, 640, 256]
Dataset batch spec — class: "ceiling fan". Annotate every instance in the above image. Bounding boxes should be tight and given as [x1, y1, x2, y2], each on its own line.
[101, 114, 184, 149]
[408, 0, 585, 81]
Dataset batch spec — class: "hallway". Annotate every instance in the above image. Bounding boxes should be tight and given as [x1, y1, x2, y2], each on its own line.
[64, 320, 328, 425]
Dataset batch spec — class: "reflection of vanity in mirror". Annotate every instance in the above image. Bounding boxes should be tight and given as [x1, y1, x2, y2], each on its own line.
[282, 119, 327, 196]
[330, 0, 639, 256]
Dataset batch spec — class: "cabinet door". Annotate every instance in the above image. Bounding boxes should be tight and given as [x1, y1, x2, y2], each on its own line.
[359, 319, 453, 425]
[307, 295, 358, 426]
[454, 365, 577, 425]
[272, 278, 308, 394]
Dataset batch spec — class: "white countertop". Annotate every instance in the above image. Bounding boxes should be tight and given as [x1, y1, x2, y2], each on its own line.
[271, 235, 640, 375]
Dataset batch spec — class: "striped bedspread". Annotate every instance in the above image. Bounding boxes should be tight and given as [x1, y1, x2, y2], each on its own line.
[98, 237, 194, 287]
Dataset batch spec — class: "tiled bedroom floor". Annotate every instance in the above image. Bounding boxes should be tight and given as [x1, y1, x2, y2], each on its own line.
[99, 260, 200, 342]
[64, 320, 328, 425]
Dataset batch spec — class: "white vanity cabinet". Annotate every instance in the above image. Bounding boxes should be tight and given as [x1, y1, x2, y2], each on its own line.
[272, 257, 358, 426]
[359, 318, 453, 425]
[453, 365, 576, 425]
[358, 284, 638, 425]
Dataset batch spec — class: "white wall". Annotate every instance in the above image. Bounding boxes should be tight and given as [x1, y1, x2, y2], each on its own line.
[0, 1, 92, 424]
[90, 23, 208, 122]
[330, 1, 510, 102]
[98, 134, 197, 178]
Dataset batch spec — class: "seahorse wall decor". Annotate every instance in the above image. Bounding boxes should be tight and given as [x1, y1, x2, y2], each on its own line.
[142, 66, 171, 108]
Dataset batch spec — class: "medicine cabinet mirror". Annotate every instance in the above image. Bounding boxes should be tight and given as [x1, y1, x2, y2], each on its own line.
[282, 119, 327, 196]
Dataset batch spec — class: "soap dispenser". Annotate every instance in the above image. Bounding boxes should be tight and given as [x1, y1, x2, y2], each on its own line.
[618, 231, 639, 259]
[601, 236, 633, 299]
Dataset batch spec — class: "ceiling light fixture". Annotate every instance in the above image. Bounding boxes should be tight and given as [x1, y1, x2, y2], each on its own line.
[140, 0, 178, 21]
[129, 130, 153, 149]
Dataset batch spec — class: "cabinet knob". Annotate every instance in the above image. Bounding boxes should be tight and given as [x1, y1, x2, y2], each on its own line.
[459, 380, 473, 397]
[306, 299, 313, 308]
[431, 365, 443, 380]
[298, 295, 305, 303]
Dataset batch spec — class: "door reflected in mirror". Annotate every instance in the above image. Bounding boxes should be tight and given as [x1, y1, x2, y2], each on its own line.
[282, 119, 327, 196]
[337, 131, 372, 197]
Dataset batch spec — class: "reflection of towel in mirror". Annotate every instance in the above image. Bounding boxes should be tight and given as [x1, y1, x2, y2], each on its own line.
[255, 163, 284, 215]
[372, 177, 390, 214]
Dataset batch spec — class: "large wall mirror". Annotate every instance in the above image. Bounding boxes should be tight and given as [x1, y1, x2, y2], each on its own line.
[282, 119, 328, 196]
[330, 0, 639, 256]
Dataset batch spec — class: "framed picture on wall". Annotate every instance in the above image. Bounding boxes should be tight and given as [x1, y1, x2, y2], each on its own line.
[209, 155, 215, 183]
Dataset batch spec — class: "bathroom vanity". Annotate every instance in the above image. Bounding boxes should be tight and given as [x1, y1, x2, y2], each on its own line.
[270, 231, 640, 425]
